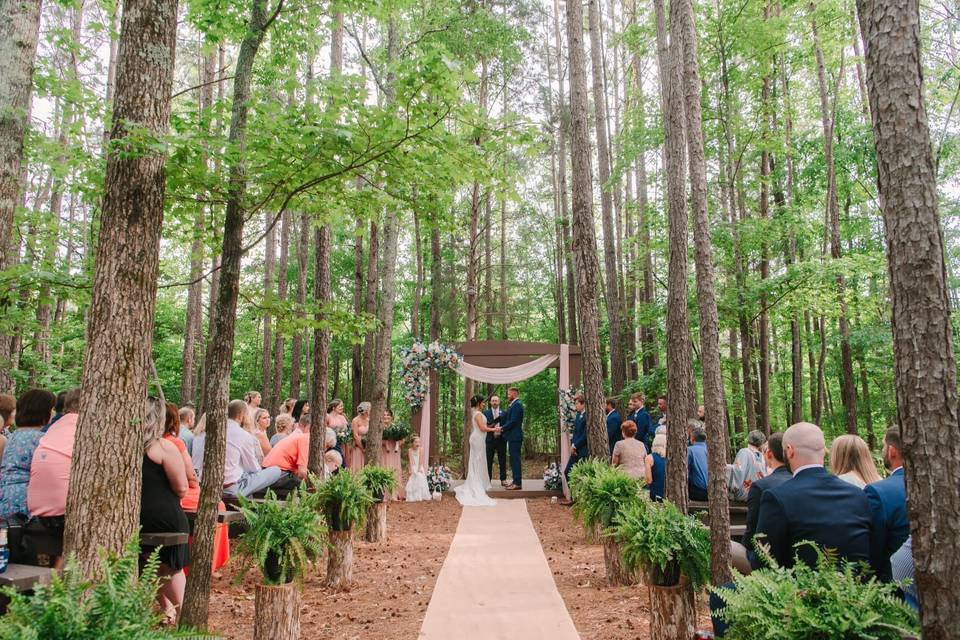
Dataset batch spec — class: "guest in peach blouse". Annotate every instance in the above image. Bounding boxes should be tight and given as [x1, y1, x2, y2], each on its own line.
[349, 402, 370, 469]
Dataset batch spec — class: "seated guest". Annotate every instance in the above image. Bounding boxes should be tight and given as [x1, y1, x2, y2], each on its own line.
[865, 427, 909, 582]
[729, 430, 766, 502]
[269, 413, 295, 446]
[192, 400, 282, 497]
[44, 391, 67, 432]
[291, 399, 309, 422]
[742, 432, 790, 552]
[0, 389, 56, 520]
[250, 408, 272, 456]
[0, 393, 15, 460]
[140, 398, 190, 624]
[612, 421, 647, 480]
[295, 411, 310, 435]
[687, 422, 709, 502]
[605, 398, 622, 456]
[625, 393, 653, 449]
[563, 395, 588, 483]
[27, 388, 81, 518]
[829, 434, 881, 488]
[177, 406, 196, 455]
[644, 432, 666, 501]
[890, 536, 918, 611]
[262, 425, 310, 486]
[753, 422, 872, 570]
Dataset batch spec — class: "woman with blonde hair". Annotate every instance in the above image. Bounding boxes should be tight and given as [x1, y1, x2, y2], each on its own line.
[644, 432, 667, 501]
[250, 408, 272, 456]
[269, 413, 295, 446]
[829, 434, 882, 488]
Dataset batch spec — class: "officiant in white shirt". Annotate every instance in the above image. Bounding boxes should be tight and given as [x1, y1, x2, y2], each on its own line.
[484, 395, 508, 487]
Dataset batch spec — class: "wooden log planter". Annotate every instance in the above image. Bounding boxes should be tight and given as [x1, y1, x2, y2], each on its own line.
[601, 535, 639, 586]
[647, 569, 696, 640]
[363, 501, 387, 543]
[324, 529, 354, 590]
[254, 582, 301, 640]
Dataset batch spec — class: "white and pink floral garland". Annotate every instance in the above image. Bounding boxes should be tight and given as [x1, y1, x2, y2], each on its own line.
[399, 340, 463, 410]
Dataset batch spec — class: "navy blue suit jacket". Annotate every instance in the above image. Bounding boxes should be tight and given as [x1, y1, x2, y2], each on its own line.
[500, 399, 524, 443]
[628, 408, 653, 447]
[482, 407, 503, 443]
[864, 468, 909, 582]
[606, 410, 622, 455]
[571, 412, 588, 457]
[743, 465, 792, 552]
[753, 466, 873, 570]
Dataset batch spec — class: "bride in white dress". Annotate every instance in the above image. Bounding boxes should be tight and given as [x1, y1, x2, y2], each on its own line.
[454, 395, 500, 507]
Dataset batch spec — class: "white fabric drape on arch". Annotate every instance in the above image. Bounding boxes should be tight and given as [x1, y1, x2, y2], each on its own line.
[454, 354, 558, 384]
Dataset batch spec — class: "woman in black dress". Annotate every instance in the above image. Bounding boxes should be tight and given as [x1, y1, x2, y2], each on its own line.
[141, 398, 190, 624]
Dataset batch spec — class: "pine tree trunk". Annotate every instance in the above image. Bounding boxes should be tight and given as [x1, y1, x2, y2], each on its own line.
[262, 209, 276, 410]
[63, 0, 178, 576]
[363, 502, 387, 543]
[429, 227, 441, 462]
[811, 6, 857, 433]
[565, 0, 608, 462]
[324, 529, 354, 591]
[758, 67, 771, 435]
[413, 211, 424, 340]
[360, 219, 379, 401]
[181, 0, 271, 626]
[0, 0, 42, 392]
[857, 0, 960, 633]
[272, 208, 289, 411]
[254, 583, 300, 640]
[676, 0, 731, 581]
[352, 213, 364, 407]
[290, 211, 309, 399]
[656, 0, 694, 511]
[587, 0, 625, 395]
[648, 579, 696, 640]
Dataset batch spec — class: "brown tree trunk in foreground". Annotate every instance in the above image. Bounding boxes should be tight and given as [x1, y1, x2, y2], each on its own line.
[648, 580, 696, 640]
[363, 502, 387, 543]
[656, 0, 693, 511]
[0, 0, 43, 392]
[324, 529, 354, 591]
[254, 583, 300, 640]
[675, 0, 731, 582]
[602, 536, 638, 586]
[565, 0, 608, 462]
[181, 0, 270, 626]
[857, 0, 960, 635]
[63, 0, 178, 576]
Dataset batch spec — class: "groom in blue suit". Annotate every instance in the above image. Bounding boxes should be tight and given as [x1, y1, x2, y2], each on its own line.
[499, 387, 525, 490]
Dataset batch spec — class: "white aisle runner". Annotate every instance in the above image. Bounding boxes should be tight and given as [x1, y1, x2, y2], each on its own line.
[419, 499, 581, 640]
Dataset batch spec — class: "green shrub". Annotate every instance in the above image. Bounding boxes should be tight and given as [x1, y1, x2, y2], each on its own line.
[0, 539, 214, 639]
[315, 469, 375, 529]
[359, 465, 398, 499]
[236, 483, 327, 585]
[571, 464, 644, 531]
[713, 544, 919, 639]
[615, 499, 711, 589]
[567, 457, 610, 503]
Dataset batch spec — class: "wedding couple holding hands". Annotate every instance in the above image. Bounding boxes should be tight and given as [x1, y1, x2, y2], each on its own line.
[454, 387, 525, 507]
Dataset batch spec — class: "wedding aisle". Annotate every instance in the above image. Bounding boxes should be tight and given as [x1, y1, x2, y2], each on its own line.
[419, 499, 581, 640]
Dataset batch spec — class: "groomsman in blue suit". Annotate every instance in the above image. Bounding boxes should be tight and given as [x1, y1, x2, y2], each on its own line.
[484, 395, 508, 486]
[865, 427, 910, 582]
[625, 393, 653, 450]
[605, 398, 622, 456]
[499, 387, 525, 490]
[564, 395, 588, 482]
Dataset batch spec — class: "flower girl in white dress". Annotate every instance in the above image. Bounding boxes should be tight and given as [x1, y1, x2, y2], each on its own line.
[405, 436, 431, 502]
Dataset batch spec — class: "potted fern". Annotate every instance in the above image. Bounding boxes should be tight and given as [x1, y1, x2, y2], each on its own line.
[315, 471, 375, 590]
[0, 538, 213, 638]
[616, 500, 710, 640]
[236, 485, 326, 639]
[359, 466, 398, 543]
[567, 457, 611, 543]
[712, 543, 919, 639]
[572, 464, 645, 585]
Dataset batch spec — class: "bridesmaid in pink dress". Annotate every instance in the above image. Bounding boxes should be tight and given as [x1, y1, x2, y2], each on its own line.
[380, 410, 405, 500]
[349, 402, 370, 469]
[325, 399, 349, 433]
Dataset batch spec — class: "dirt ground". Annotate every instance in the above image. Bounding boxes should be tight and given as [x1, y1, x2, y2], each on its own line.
[526, 499, 712, 640]
[207, 498, 462, 640]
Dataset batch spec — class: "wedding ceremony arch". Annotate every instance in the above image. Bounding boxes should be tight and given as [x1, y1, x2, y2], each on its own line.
[406, 340, 582, 496]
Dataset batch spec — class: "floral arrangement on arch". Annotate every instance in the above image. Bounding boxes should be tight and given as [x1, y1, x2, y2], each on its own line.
[400, 341, 463, 410]
[543, 462, 563, 491]
[558, 387, 581, 432]
[426, 464, 453, 493]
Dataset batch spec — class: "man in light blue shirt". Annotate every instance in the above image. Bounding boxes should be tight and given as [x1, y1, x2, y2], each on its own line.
[178, 406, 196, 455]
[687, 422, 709, 501]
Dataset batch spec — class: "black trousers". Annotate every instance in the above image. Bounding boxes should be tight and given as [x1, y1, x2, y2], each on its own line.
[486, 436, 507, 481]
[689, 482, 709, 502]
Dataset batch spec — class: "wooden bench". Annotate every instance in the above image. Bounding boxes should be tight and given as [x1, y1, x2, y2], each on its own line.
[185, 510, 247, 539]
[140, 532, 189, 548]
[0, 564, 52, 592]
[689, 501, 748, 526]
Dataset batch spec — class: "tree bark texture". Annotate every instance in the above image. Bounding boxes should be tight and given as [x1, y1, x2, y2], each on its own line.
[254, 583, 300, 640]
[352, 213, 364, 407]
[363, 502, 387, 543]
[675, 0, 731, 582]
[272, 209, 289, 411]
[857, 0, 960, 635]
[647, 580, 696, 640]
[565, 0, 609, 462]
[262, 209, 276, 410]
[181, 0, 269, 626]
[602, 536, 638, 586]
[361, 219, 379, 401]
[587, 0, 626, 395]
[324, 529, 354, 591]
[656, 0, 693, 511]
[0, 0, 43, 392]
[63, 0, 178, 576]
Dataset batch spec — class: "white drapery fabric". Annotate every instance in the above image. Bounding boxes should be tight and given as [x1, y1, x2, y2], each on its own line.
[454, 354, 558, 384]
